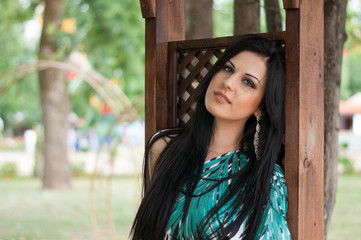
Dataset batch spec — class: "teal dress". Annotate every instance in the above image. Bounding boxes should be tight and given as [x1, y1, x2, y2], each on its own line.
[165, 149, 291, 239]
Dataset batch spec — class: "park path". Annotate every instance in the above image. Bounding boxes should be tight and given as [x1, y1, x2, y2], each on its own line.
[0, 144, 144, 177]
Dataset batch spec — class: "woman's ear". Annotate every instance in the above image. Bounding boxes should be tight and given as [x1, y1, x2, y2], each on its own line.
[254, 108, 262, 118]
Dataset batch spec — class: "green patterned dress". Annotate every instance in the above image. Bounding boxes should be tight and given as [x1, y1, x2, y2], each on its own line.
[165, 149, 291, 240]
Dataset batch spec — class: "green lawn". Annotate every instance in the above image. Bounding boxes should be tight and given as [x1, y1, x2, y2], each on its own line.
[0, 177, 140, 240]
[0, 175, 360, 240]
[328, 174, 361, 240]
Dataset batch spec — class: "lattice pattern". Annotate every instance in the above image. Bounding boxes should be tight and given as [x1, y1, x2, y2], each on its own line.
[177, 48, 225, 126]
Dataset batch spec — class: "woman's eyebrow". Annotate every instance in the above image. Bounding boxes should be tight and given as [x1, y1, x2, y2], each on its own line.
[228, 59, 260, 83]
[228, 60, 235, 68]
[245, 73, 260, 83]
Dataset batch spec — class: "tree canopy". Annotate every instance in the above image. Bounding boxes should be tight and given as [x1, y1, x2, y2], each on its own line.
[0, 0, 145, 135]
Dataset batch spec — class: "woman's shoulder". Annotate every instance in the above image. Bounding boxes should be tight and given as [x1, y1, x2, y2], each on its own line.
[148, 128, 182, 152]
[149, 134, 171, 157]
[147, 128, 183, 178]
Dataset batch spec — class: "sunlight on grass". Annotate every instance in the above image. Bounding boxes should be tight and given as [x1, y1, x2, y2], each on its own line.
[328, 174, 361, 240]
[0, 177, 139, 240]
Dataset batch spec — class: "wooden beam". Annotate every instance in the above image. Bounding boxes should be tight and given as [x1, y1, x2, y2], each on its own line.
[171, 32, 285, 51]
[139, 0, 156, 18]
[283, 0, 299, 9]
[284, 9, 300, 238]
[144, 19, 157, 147]
[167, 42, 178, 127]
[143, 0, 184, 187]
[154, 0, 185, 132]
[143, 0, 185, 143]
[284, 0, 324, 239]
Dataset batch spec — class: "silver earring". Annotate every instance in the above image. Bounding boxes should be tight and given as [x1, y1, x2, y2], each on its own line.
[254, 115, 261, 160]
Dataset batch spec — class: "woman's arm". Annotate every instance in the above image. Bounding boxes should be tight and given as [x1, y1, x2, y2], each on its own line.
[147, 136, 171, 180]
[144, 128, 182, 192]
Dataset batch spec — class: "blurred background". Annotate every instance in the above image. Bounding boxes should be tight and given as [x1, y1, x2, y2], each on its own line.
[0, 0, 360, 239]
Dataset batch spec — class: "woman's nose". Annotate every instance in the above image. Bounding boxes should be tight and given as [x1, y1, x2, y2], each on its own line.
[223, 75, 236, 91]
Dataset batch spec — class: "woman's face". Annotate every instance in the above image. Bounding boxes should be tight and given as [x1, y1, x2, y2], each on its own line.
[205, 50, 267, 123]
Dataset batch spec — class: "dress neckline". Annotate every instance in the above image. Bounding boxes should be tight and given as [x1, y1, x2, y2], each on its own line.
[205, 148, 240, 163]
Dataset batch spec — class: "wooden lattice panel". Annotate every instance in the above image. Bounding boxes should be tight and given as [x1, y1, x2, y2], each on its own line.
[177, 48, 225, 126]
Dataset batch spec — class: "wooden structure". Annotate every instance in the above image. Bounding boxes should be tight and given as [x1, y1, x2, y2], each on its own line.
[139, 0, 324, 239]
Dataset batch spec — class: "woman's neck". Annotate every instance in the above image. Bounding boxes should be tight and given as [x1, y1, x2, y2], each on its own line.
[207, 118, 246, 158]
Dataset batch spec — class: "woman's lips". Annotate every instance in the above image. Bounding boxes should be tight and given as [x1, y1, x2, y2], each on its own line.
[214, 92, 231, 104]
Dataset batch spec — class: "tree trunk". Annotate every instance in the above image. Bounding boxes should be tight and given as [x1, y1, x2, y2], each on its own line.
[38, 0, 72, 189]
[185, 0, 213, 39]
[324, 0, 347, 238]
[234, 0, 260, 35]
[264, 0, 282, 32]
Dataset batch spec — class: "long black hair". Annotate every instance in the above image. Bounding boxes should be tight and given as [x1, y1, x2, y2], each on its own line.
[131, 36, 285, 240]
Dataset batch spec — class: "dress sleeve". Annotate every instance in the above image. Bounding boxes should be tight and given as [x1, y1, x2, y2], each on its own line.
[256, 165, 292, 240]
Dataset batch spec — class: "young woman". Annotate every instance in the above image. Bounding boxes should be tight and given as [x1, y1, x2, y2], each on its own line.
[131, 36, 291, 240]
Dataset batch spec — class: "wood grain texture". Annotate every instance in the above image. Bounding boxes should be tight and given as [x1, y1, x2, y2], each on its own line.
[298, 0, 324, 238]
[167, 43, 178, 127]
[173, 32, 285, 51]
[285, 0, 324, 238]
[284, 9, 300, 239]
[154, 0, 185, 133]
[283, 0, 299, 9]
[139, 0, 156, 18]
[144, 0, 185, 144]
[144, 19, 157, 186]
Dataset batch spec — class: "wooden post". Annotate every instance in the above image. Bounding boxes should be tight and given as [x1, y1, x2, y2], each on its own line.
[140, 0, 185, 143]
[140, 0, 185, 184]
[283, 0, 324, 239]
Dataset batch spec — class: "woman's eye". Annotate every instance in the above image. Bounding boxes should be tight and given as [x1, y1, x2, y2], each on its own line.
[222, 66, 233, 73]
[242, 78, 255, 88]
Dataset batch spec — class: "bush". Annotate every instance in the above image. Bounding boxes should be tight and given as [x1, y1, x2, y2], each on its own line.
[1, 162, 17, 178]
[340, 142, 349, 149]
[71, 162, 86, 178]
[338, 157, 354, 174]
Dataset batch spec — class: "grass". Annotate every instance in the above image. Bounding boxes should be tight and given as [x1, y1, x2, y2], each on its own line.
[0, 176, 140, 240]
[328, 174, 361, 240]
[0, 174, 360, 239]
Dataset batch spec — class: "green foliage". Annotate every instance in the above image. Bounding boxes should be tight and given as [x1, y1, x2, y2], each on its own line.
[0, 74, 41, 131]
[1, 162, 17, 178]
[71, 162, 86, 177]
[344, 0, 361, 50]
[341, 0, 361, 100]
[340, 142, 349, 149]
[213, 0, 233, 37]
[68, 0, 145, 100]
[0, 0, 36, 70]
[58, 0, 146, 120]
[1, 0, 146, 136]
[0, 1, 41, 132]
[341, 48, 361, 100]
[338, 156, 355, 174]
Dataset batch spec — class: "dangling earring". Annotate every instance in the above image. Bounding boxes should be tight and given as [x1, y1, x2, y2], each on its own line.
[254, 115, 261, 160]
